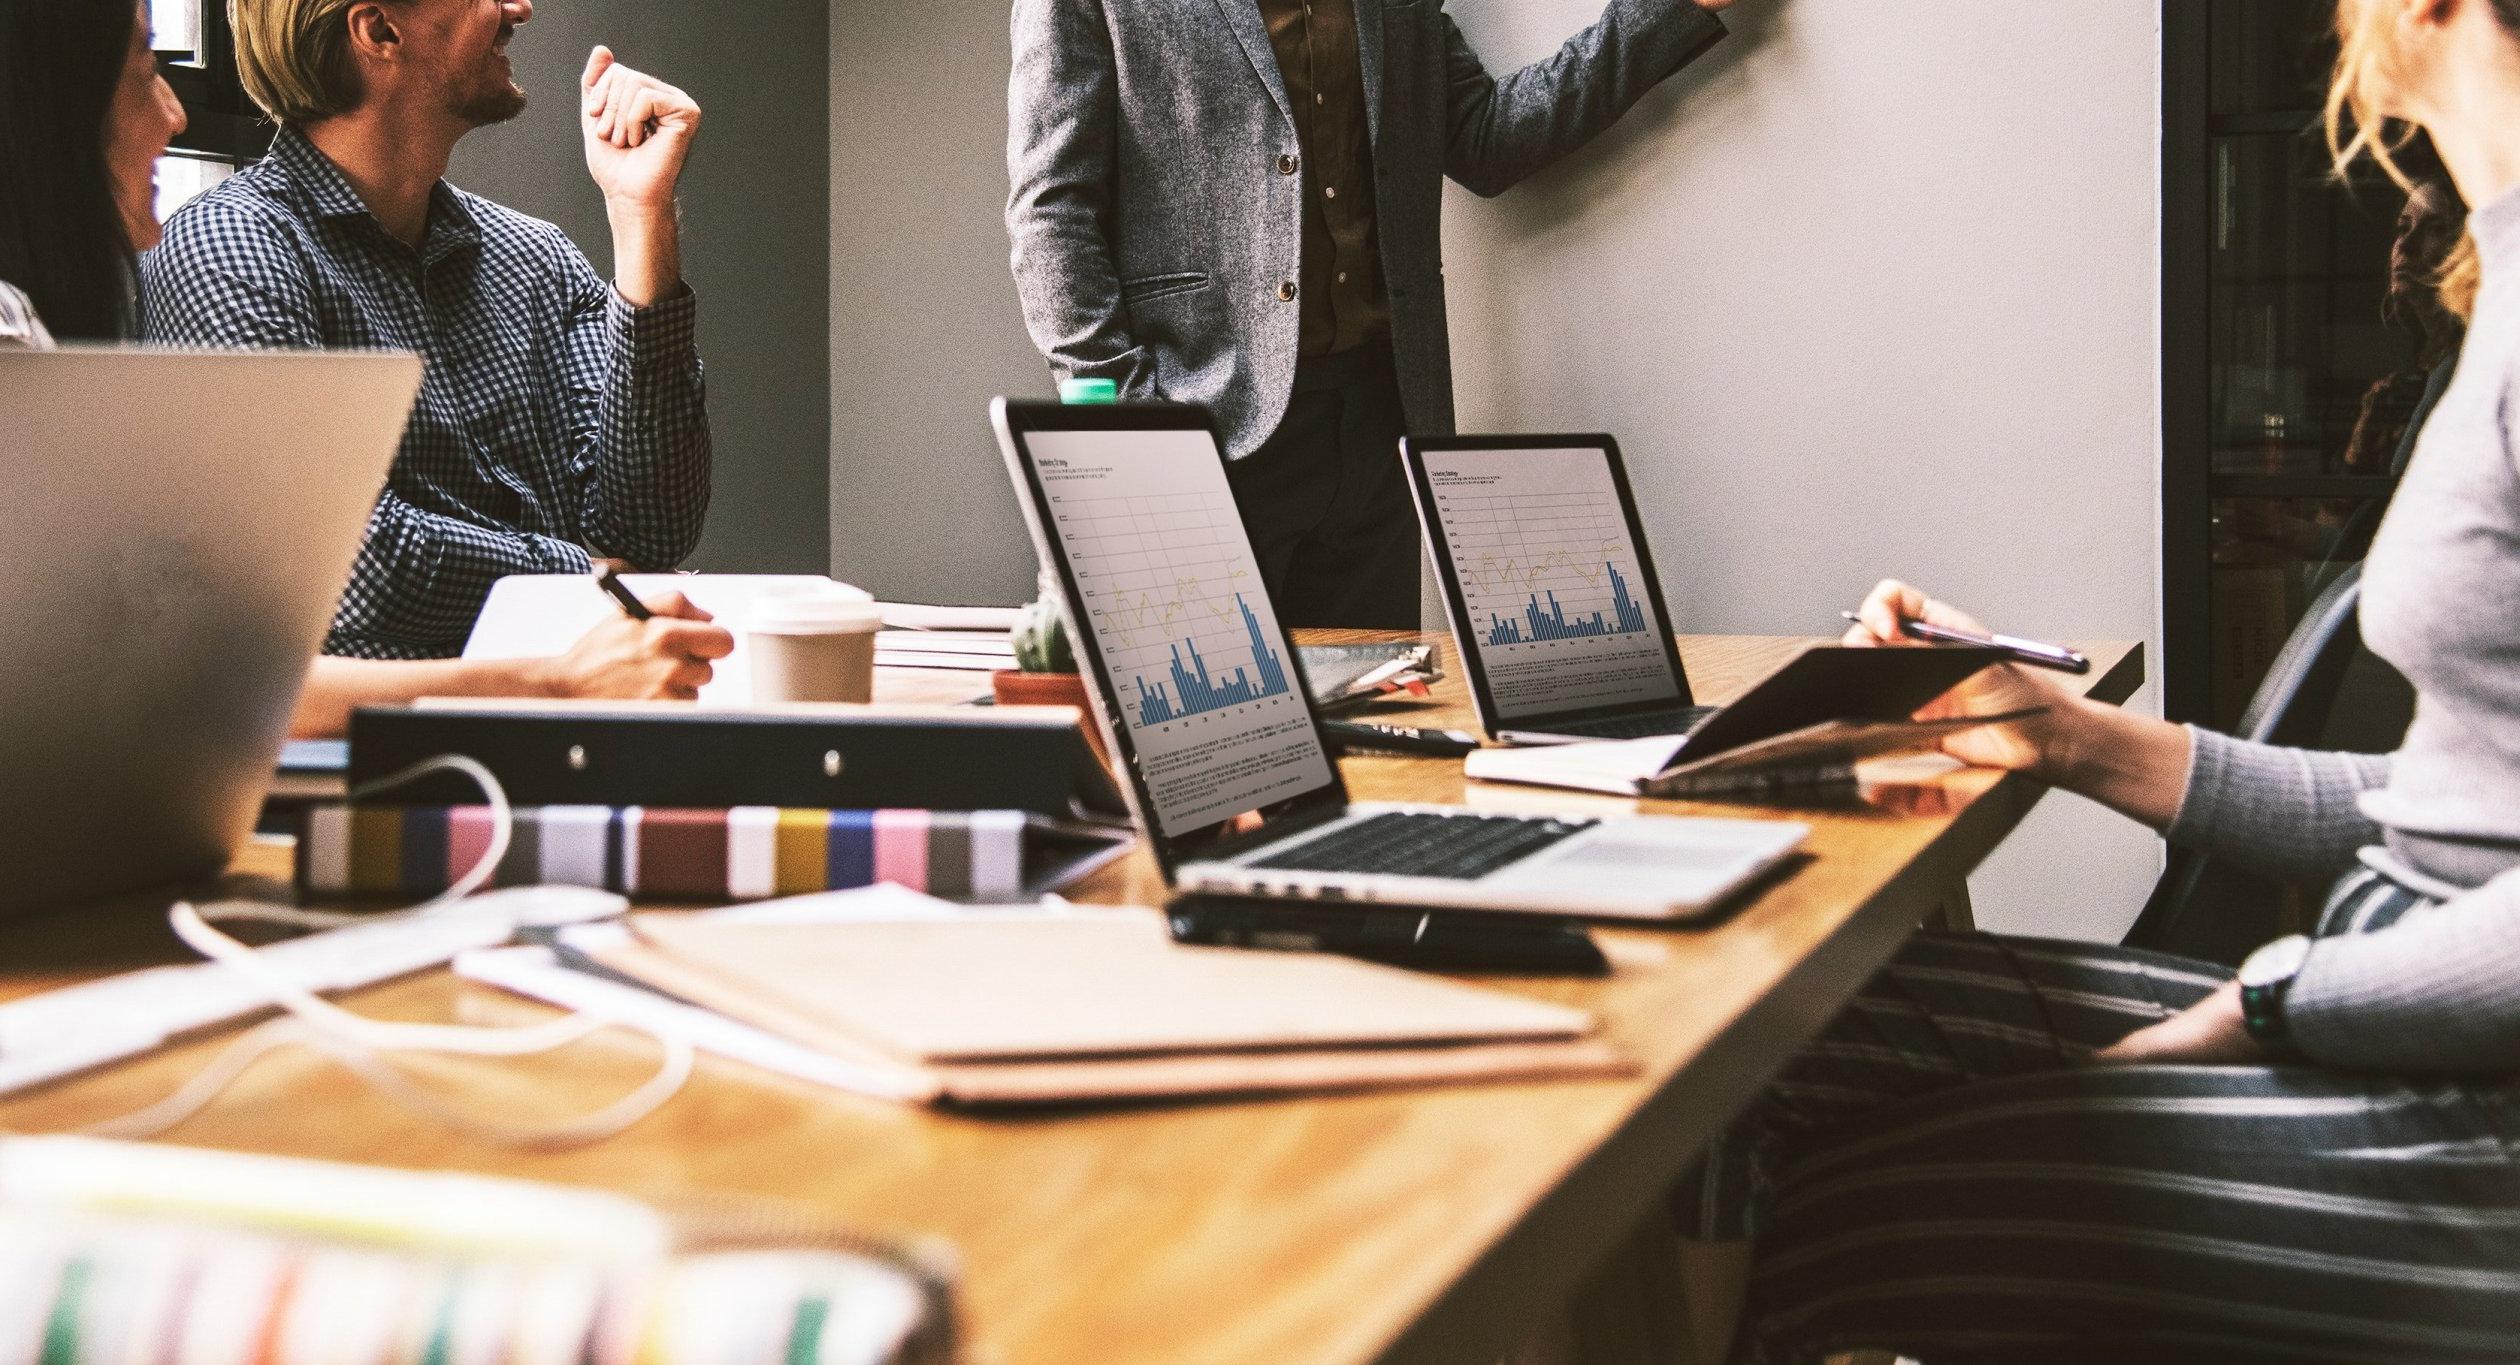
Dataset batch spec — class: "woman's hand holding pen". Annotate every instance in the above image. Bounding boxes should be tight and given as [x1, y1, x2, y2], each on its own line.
[1840, 579, 2086, 779]
[1842, 578, 2194, 831]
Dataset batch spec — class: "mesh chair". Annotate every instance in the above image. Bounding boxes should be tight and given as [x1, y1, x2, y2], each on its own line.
[2121, 564, 2402, 964]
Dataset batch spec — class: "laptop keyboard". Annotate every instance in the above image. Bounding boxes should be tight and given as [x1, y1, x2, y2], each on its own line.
[1547, 705, 1721, 741]
[1248, 812, 1595, 881]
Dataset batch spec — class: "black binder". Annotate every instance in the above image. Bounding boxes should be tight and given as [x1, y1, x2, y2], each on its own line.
[346, 702, 1128, 822]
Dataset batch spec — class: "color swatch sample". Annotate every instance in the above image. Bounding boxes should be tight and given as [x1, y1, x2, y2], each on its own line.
[296, 806, 1035, 902]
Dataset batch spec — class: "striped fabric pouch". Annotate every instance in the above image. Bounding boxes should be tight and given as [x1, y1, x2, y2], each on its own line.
[295, 807, 1044, 902]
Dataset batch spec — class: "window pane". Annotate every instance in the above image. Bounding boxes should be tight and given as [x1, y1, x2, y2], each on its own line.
[154, 155, 232, 224]
[149, 0, 200, 55]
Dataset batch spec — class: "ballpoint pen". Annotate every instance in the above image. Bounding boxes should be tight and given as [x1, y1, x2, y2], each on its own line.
[595, 565, 653, 622]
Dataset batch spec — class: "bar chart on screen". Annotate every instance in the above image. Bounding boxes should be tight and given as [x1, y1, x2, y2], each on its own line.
[1027, 429, 1337, 834]
[1423, 446, 1688, 717]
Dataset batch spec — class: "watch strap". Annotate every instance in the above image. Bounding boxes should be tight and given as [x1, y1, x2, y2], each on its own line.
[2238, 935, 2312, 1063]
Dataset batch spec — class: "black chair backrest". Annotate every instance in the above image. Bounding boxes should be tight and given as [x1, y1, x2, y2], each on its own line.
[2122, 564, 2372, 963]
[2235, 562, 2369, 749]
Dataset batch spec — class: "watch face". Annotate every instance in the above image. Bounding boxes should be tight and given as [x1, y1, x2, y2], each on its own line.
[2240, 934, 2314, 990]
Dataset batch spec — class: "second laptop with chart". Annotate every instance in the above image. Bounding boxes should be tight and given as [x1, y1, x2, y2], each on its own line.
[990, 400, 1804, 922]
[1401, 434, 1723, 746]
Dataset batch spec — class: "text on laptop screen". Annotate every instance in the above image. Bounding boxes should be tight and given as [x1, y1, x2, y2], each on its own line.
[1423, 446, 1687, 718]
[1025, 429, 1338, 837]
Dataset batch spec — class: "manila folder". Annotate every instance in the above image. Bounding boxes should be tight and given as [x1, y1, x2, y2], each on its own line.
[626, 913, 1595, 1064]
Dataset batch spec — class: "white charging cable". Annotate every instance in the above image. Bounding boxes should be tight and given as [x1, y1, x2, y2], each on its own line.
[82, 756, 694, 1149]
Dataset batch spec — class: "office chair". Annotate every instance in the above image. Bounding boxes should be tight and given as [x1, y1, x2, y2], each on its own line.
[2121, 563, 2405, 964]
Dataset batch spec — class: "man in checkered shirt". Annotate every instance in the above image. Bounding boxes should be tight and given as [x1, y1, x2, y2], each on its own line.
[142, 0, 712, 660]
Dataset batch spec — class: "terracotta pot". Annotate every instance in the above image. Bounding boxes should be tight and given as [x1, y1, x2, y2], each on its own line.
[992, 670, 1113, 774]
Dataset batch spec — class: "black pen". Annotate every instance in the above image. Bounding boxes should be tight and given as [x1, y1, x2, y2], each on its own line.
[595, 565, 653, 622]
[1839, 611, 2090, 675]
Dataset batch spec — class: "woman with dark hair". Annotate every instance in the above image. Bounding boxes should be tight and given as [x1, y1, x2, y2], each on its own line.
[0, 0, 733, 726]
[0, 0, 182, 344]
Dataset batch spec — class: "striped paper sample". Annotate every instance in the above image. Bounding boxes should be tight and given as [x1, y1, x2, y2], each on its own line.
[297, 807, 1034, 902]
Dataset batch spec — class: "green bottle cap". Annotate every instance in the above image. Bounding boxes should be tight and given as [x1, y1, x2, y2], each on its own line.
[1060, 377, 1120, 405]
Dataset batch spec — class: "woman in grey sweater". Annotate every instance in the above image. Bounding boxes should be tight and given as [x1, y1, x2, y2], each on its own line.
[1674, 2, 2520, 1360]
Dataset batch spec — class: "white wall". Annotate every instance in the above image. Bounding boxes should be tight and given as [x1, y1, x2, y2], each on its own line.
[1438, 0, 2165, 938]
[830, 0, 1050, 606]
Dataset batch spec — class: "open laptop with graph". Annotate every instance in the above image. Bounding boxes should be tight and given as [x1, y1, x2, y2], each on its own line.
[990, 400, 1804, 921]
[1401, 434, 1722, 746]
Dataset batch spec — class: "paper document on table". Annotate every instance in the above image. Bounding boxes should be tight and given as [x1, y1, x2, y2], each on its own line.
[463, 574, 841, 706]
[874, 632, 1015, 657]
[542, 912, 1626, 1108]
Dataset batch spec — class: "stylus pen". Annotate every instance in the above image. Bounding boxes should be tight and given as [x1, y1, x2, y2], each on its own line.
[595, 565, 653, 622]
[1839, 611, 2091, 675]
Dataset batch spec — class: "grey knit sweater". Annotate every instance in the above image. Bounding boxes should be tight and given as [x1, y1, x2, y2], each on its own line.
[2167, 184, 2520, 1075]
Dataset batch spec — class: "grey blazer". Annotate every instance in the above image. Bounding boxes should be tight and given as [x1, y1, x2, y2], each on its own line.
[1007, 0, 1726, 459]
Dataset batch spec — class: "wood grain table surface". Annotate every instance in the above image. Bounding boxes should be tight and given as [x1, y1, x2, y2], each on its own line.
[0, 633, 2142, 1365]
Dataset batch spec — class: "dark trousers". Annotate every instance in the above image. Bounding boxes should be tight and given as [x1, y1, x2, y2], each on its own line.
[1225, 342, 1423, 629]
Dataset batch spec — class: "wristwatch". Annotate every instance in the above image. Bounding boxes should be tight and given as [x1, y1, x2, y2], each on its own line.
[2237, 934, 2315, 1062]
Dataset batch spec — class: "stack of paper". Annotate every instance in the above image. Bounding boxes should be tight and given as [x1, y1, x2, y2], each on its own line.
[874, 603, 1022, 633]
[873, 629, 1018, 673]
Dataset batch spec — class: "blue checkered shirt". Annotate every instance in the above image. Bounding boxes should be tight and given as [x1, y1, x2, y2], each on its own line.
[140, 126, 711, 659]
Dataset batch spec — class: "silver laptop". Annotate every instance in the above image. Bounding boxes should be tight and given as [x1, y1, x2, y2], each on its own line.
[992, 400, 1804, 921]
[1402, 434, 1723, 746]
[0, 348, 423, 917]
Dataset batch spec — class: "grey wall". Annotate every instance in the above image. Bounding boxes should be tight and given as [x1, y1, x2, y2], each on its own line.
[1439, 0, 2165, 939]
[452, 0, 831, 575]
[829, 0, 1049, 605]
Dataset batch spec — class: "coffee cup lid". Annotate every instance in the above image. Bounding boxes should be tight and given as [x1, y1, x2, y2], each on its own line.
[749, 589, 884, 634]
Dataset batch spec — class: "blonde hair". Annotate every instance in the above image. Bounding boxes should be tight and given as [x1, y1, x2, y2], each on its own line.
[2328, 0, 2482, 317]
[228, 0, 367, 124]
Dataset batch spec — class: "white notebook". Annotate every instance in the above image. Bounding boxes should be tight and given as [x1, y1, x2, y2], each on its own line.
[463, 575, 1021, 703]
[464, 573, 841, 705]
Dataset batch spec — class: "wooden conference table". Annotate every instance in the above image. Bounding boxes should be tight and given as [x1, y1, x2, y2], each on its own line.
[0, 632, 2141, 1365]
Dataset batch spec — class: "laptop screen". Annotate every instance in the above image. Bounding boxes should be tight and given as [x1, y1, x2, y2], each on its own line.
[1411, 441, 1691, 722]
[1008, 417, 1341, 848]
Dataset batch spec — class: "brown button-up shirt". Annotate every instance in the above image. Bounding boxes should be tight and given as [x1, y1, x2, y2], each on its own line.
[1258, 0, 1389, 357]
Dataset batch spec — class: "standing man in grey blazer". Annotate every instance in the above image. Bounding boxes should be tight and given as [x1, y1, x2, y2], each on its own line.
[1008, 0, 1738, 627]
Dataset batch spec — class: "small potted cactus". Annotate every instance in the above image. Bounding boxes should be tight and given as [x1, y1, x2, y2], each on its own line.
[993, 584, 1111, 769]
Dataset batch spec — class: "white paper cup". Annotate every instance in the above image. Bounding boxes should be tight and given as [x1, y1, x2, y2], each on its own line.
[748, 590, 884, 704]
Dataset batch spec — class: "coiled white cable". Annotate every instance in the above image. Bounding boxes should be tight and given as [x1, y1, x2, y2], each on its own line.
[82, 755, 694, 1148]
